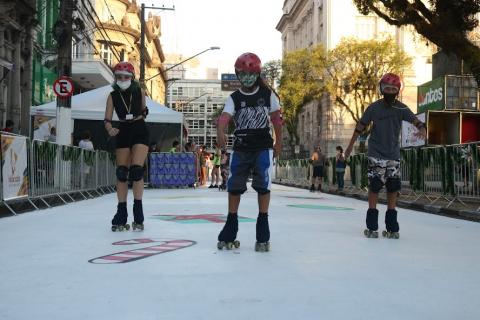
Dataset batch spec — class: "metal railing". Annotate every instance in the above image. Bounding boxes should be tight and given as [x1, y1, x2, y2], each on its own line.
[275, 142, 480, 212]
[2, 138, 116, 214]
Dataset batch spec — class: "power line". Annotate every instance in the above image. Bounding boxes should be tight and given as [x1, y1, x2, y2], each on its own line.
[79, 0, 122, 62]
[101, 0, 136, 52]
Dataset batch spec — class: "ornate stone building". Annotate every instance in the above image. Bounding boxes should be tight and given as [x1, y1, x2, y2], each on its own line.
[0, 0, 37, 135]
[276, 0, 433, 156]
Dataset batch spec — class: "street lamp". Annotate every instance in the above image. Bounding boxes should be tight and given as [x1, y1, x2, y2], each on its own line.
[145, 46, 220, 82]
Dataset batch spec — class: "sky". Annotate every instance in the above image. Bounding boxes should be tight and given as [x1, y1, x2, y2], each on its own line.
[147, 0, 285, 78]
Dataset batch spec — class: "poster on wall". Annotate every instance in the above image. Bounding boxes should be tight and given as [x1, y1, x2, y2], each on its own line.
[401, 113, 426, 147]
[1, 134, 29, 200]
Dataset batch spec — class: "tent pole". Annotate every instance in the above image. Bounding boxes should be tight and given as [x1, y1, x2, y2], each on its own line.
[180, 122, 183, 150]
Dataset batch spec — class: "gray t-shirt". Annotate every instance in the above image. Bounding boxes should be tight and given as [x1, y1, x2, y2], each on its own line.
[359, 99, 416, 160]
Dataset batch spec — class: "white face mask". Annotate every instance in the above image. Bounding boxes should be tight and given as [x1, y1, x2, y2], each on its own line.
[117, 80, 131, 90]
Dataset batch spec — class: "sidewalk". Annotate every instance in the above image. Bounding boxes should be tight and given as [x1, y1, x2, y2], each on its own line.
[0, 184, 479, 320]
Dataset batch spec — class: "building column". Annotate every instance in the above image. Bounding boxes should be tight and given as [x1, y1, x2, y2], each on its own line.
[8, 31, 21, 131]
[21, 29, 33, 136]
[0, 25, 6, 126]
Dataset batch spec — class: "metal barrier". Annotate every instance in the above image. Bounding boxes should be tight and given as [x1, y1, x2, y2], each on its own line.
[275, 142, 480, 211]
[2, 138, 116, 214]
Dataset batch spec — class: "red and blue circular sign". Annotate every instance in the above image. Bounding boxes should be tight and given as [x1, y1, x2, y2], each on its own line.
[53, 76, 74, 98]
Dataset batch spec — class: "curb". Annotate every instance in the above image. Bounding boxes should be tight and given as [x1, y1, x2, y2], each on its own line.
[273, 181, 480, 223]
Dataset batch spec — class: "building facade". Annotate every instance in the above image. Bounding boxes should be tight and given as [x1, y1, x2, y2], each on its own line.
[168, 79, 234, 149]
[0, 0, 37, 135]
[276, 0, 433, 156]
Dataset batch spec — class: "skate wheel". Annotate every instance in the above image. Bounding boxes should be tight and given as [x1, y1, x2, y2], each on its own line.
[255, 242, 270, 252]
[217, 241, 224, 250]
[125, 224, 130, 231]
[382, 231, 387, 238]
[111, 226, 117, 232]
[118, 225, 124, 231]
[233, 240, 240, 248]
[226, 242, 234, 250]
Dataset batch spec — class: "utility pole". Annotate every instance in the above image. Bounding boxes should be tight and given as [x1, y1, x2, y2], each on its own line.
[54, 0, 74, 145]
[139, 4, 174, 87]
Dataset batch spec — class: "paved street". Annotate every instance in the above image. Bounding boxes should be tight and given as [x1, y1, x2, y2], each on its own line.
[0, 184, 479, 320]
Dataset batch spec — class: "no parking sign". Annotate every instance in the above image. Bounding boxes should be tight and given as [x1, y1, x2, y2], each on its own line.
[53, 76, 74, 98]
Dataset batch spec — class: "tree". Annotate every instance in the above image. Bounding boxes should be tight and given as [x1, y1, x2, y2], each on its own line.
[325, 37, 412, 124]
[353, 0, 480, 85]
[278, 46, 327, 147]
[262, 60, 282, 88]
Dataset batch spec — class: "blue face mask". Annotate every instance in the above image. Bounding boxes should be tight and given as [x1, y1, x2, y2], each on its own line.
[236, 71, 259, 88]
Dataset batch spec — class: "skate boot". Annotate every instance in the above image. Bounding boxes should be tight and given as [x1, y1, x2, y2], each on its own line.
[309, 184, 315, 192]
[363, 208, 379, 238]
[132, 199, 144, 231]
[217, 213, 240, 250]
[383, 209, 400, 239]
[255, 213, 270, 252]
[111, 202, 130, 231]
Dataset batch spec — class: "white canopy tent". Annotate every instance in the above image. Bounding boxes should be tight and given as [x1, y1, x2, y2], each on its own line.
[31, 85, 183, 123]
[31, 85, 185, 150]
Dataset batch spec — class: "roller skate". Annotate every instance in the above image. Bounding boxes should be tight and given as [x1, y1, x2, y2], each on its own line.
[132, 199, 144, 231]
[383, 209, 400, 239]
[255, 213, 270, 252]
[111, 202, 130, 232]
[363, 208, 379, 238]
[309, 184, 315, 192]
[218, 183, 227, 191]
[217, 213, 240, 250]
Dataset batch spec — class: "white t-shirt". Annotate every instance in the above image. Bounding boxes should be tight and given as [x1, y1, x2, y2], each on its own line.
[79, 140, 94, 150]
[222, 86, 281, 117]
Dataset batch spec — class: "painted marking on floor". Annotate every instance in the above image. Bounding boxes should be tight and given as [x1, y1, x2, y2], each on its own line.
[151, 214, 256, 223]
[287, 204, 355, 211]
[281, 196, 324, 200]
[89, 239, 196, 264]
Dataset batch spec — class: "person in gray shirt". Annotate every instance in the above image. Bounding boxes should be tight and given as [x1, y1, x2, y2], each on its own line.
[345, 73, 426, 239]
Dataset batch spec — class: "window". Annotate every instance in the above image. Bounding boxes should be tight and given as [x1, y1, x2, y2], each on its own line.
[72, 40, 80, 59]
[100, 43, 113, 66]
[355, 16, 376, 40]
[188, 120, 205, 129]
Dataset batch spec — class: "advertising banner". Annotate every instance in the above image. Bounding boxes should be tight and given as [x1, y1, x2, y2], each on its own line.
[1, 134, 29, 200]
[417, 77, 445, 113]
[401, 113, 426, 147]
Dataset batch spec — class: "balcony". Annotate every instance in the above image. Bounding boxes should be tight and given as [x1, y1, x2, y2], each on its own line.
[72, 58, 114, 90]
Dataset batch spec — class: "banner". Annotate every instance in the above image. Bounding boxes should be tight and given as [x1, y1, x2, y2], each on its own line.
[401, 113, 426, 148]
[1, 134, 29, 200]
[417, 77, 444, 113]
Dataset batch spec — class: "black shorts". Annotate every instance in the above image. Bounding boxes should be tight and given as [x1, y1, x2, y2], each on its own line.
[115, 120, 150, 149]
[312, 166, 324, 178]
[215, 165, 220, 169]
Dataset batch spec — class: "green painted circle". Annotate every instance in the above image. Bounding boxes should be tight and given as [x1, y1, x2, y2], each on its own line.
[287, 204, 354, 211]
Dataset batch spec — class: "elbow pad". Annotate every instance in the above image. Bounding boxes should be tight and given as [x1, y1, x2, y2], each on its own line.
[217, 113, 230, 126]
[270, 112, 284, 126]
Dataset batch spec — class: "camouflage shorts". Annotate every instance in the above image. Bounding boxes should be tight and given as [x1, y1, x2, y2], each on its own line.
[367, 157, 401, 183]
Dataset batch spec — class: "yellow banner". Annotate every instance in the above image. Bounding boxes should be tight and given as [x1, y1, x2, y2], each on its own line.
[1, 134, 29, 200]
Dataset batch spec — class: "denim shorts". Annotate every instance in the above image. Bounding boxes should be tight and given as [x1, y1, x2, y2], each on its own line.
[227, 149, 273, 195]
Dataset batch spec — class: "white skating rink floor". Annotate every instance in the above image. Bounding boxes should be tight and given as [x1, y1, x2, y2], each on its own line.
[1, 184, 479, 320]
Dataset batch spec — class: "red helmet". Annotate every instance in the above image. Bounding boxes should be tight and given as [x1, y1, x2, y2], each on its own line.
[113, 62, 135, 77]
[234, 52, 261, 73]
[379, 73, 402, 92]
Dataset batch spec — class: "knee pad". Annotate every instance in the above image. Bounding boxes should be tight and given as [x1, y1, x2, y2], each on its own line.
[385, 178, 401, 193]
[116, 166, 129, 182]
[129, 165, 144, 182]
[368, 176, 384, 193]
[228, 189, 246, 196]
[254, 187, 271, 195]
